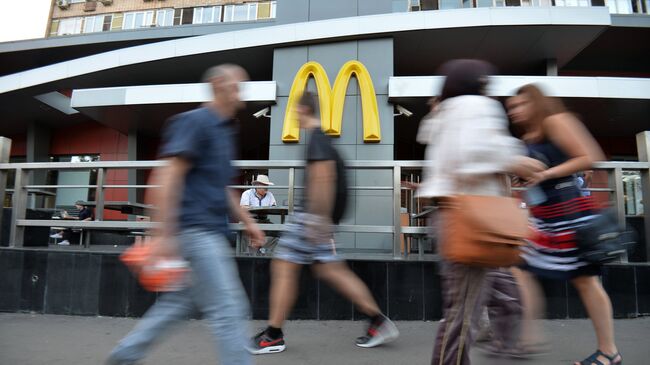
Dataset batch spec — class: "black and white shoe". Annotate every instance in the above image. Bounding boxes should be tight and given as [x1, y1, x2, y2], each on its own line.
[355, 315, 399, 348]
[248, 329, 286, 355]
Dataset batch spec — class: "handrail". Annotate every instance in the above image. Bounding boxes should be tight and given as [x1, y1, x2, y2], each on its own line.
[1, 159, 648, 262]
[0, 160, 648, 170]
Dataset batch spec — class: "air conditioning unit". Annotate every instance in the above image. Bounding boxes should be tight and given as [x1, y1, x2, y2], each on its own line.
[100, 0, 113, 5]
[57, 0, 70, 9]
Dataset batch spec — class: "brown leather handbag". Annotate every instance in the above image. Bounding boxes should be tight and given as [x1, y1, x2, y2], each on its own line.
[439, 194, 528, 267]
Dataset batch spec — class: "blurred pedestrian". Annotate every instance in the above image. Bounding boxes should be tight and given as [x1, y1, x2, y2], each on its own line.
[248, 91, 399, 355]
[416, 59, 545, 365]
[107, 64, 264, 365]
[507, 84, 621, 365]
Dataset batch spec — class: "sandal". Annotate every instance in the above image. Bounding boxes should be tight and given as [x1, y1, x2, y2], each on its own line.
[576, 350, 622, 365]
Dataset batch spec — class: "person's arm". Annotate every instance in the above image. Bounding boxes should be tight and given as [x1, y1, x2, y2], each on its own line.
[527, 113, 605, 185]
[269, 192, 277, 207]
[239, 189, 250, 207]
[229, 189, 265, 247]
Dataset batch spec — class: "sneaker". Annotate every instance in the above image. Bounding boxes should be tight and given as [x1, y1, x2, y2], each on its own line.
[50, 233, 63, 239]
[356, 315, 399, 348]
[57, 240, 70, 246]
[248, 329, 286, 355]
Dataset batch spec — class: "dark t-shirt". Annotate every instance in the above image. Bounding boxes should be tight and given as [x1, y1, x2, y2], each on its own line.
[78, 208, 92, 221]
[158, 107, 237, 235]
[305, 129, 348, 224]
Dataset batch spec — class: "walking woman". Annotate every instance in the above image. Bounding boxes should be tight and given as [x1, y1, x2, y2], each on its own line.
[507, 84, 622, 365]
[417, 60, 545, 365]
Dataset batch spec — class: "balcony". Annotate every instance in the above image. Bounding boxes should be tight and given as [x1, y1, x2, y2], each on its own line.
[398, 0, 649, 15]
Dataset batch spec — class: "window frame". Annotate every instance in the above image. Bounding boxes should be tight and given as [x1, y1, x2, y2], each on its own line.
[224, 3, 258, 22]
[156, 8, 175, 27]
[122, 10, 155, 30]
[57, 17, 83, 36]
[83, 14, 108, 34]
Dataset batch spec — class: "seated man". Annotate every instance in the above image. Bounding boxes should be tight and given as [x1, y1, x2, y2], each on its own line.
[240, 174, 276, 214]
[58, 201, 94, 246]
[240, 175, 277, 253]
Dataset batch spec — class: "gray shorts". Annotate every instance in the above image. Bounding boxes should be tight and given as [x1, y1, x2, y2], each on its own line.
[274, 213, 341, 265]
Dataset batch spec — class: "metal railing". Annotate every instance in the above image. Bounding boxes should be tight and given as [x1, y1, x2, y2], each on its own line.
[0, 160, 648, 261]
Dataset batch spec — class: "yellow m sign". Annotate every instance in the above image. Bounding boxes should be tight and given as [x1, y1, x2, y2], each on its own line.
[282, 60, 381, 143]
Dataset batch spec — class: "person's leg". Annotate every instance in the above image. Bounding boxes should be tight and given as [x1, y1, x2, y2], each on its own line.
[181, 230, 253, 365]
[571, 275, 621, 365]
[485, 269, 522, 351]
[516, 269, 546, 347]
[248, 258, 302, 355]
[311, 260, 399, 348]
[268, 259, 303, 328]
[108, 289, 194, 364]
[311, 261, 380, 316]
[431, 263, 488, 365]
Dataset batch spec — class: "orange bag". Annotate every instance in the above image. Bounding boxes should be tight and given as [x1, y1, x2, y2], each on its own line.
[439, 195, 527, 267]
[120, 239, 189, 292]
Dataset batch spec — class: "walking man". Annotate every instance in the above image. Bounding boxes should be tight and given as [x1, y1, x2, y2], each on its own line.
[107, 64, 264, 365]
[248, 91, 399, 355]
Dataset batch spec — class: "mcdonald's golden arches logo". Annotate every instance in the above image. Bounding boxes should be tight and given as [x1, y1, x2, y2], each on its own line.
[282, 60, 381, 143]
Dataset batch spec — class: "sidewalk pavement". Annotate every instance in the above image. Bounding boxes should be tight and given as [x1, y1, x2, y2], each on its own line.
[1, 313, 648, 365]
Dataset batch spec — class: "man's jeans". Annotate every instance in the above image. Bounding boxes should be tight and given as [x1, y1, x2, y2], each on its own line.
[109, 229, 252, 365]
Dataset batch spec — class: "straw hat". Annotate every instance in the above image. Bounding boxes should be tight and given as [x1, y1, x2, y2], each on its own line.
[254, 175, 274, 186]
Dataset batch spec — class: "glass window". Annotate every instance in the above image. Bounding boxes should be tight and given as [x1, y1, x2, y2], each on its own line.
[182, 8, 194, 24]
[123, 11, 154, 29]
[248, 3, 258, 20]
[233, 4, 249, 21]
[110, 13, 123, 30]
[102, 15, 112, 31]
[271, 1, 277, 17]
[49, 20, 60, 36]
[57, 17, 83, 36]
[223, 5, 234, 21]
[135, 13, 144, 28]
[476, 0, 493, 6]
[123, 13, 135, 29]
[83, 16, 96, 33]
[156, 9, 174, 27]
[193, 6, 220, 24]
[145, 11, 153, 27]
[174, 8, 183, 25]
[214, 6, 223, 22]
[83, 15, 106, 33]
[193, 7, 203, 24]
[203, 7, 215, 23]
[258, 2, 271, 18]
[623, 171, 643, 216]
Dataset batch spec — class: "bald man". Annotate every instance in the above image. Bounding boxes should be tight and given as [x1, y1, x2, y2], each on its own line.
[108, 65, 263, 365]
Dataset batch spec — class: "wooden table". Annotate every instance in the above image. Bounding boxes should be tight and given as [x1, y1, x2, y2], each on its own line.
[80, 201, 154, 215]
